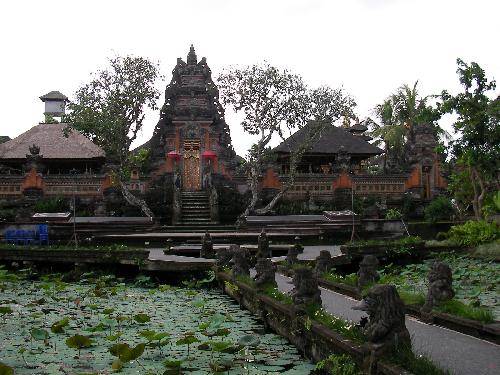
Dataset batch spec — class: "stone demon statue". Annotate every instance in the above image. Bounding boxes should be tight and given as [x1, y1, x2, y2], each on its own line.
[230, 246, 250, 280]
[291, 267, 321, 313]
[357, 255, 380, 290]
[253, 258, 277, 290]
[421, 262, 454, 313]
[257, 229, 270, 258]
[200, 231, 215, 259]
[353, 284, 410, 353]
[313, 250, 332, 277]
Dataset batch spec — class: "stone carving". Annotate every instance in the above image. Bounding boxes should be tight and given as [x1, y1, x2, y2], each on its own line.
[313, 250, 332, 277]
[291, 267, 322, 313]
[253, 258, 277, 290]
[286, 244, 299, 266]
[25, 143, 43, 172]
[294, 236, 304, 254]
[200, 231, 215, 259]
[353, 285, 410, 352]
[216, 247, 233, 270]
[257, 229, 270, 258]
[230, 246, 250, 279]
[421, 262, 454, 313]
[357, 255, 380, 289]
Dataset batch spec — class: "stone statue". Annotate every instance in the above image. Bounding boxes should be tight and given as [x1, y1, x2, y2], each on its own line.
[357, 255, 380, 290]
[313, 250, 332, 277]
[286, 244, 299, 266]
[253, 258, 277, 290]
[353, 284, 411, 362]
[291, 267, 322, 313]
[216, 247, 233, 270]
[294, 236, 304, 254]
[230, 246, 250, 280]
[257, 229, 270, 258]
[200, 231, 215, 259]
[421, 262, 454, 313]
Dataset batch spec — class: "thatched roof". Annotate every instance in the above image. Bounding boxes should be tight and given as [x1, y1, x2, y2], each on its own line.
[273, 122, 383, 155]
[0, 123, 105, 159]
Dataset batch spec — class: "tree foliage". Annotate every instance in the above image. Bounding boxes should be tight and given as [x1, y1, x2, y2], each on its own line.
[440, 58, 499, 220]
[65, 55, 161, 217]
[217, 63, 355, 219]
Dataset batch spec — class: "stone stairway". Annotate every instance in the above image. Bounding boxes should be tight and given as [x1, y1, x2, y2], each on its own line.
[180, 191, 212, 225]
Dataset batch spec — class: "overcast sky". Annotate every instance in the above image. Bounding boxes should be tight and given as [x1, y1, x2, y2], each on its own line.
[0, 0, 498, 156]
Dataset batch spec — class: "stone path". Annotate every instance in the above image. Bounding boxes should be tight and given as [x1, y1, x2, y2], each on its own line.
[275, 273, 500, 375]
[271, 245, 342, 261]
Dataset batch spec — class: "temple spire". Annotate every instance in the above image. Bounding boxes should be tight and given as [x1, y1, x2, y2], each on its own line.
[187, 44, 197, 65]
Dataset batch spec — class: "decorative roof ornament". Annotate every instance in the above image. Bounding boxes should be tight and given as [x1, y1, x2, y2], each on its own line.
[187, 44, 197, 65]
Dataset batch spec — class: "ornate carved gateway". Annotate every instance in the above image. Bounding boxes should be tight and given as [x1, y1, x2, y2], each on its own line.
[145, 45, 238, 192]
[183, 140, 201, 190]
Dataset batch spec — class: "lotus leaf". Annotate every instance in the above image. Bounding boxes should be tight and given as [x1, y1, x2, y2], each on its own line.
[0, 306, 13, 315]
[133, 313, 151, 324]
[66, 334, 93, 349]
[31, 328, 49, 340]
[0, 363, 14, 375]
[51, 317, 70, 333]
[238, 334, 261, 347]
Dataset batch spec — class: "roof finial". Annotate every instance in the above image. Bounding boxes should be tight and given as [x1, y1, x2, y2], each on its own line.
[187, 44, 197, 65]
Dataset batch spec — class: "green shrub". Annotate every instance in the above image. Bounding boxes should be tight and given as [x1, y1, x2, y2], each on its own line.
[34, 196, 69, 213]
[447, 220, 499, 247]
[385, 208, 402, 220]
[315, 353, 360, 375]
[424, 196, 455, 223]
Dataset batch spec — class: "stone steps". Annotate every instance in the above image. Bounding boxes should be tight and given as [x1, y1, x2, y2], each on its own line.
[179, 190, 213, 225]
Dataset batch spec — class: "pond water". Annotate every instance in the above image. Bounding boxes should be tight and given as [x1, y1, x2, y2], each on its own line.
[0, 270, 315, 374]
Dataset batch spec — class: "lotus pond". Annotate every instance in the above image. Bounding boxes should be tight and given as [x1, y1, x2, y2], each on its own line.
[0, 268, 315, 374]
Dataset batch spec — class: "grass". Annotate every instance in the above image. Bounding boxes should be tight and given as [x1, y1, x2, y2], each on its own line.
[304, 304, 364, 344]
[435, 299, 494, 324]
[386, 344, 450, 375]
[322, 271, 358, 287]
[262, 285, 292, 304]
[398, 290, 426, 306]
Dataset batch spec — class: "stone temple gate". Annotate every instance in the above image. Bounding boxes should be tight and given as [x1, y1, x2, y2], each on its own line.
[145, 45, 238, 192]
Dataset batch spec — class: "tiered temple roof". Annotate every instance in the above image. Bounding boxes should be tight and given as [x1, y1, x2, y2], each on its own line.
[273, 122, 383, 157]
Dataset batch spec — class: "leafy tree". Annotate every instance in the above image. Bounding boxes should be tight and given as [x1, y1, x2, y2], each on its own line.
[440, 59, 499, 220]
[218, 63, 355, 220]
[65, 56, 161, 217]
[369, 81, 445, 172]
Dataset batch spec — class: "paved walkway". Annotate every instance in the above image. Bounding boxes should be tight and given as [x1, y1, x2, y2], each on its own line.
[271, 245, 342, 262]
[275, 273, 500, 375]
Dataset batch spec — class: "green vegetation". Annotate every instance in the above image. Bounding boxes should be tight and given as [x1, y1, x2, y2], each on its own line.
[262, 285, 293, 304]
[471, 240, 500, 260]
[0, 267, 314, 374]
[386, 344, 450, 375]
[322, 271, 358, 287]
[379, 253, 499, 321]
[445, 220, 499, 247]
[315, 353, 360, 375]
[306, 305, 364, 343]
[434, 299, 494, 323]
[424, 196, 455, 223]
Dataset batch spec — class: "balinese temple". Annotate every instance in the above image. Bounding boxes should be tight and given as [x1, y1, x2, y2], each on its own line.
[0, 46, 447, 222]
[140, 45, 238, 190]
